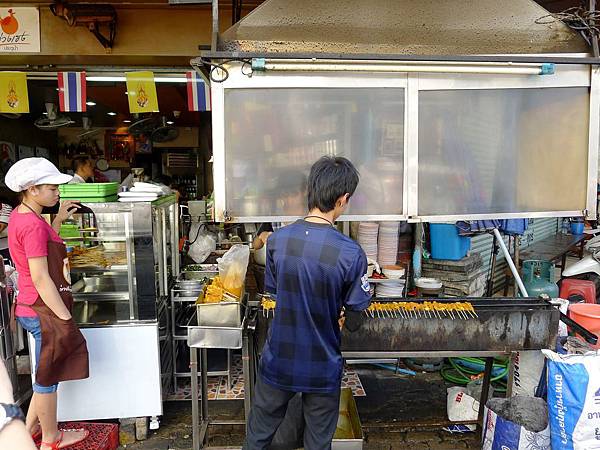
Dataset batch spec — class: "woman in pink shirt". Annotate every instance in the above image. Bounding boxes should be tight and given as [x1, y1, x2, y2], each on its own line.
[6, 158, 89, 450]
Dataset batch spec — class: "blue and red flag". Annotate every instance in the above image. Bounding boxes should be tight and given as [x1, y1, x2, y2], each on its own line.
[57, 71, 86, 112]
[186, 71, 210, 112]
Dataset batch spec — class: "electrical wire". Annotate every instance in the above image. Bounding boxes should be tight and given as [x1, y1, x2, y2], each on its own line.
[192, 57, 253, 83]
[536, 6, 600, 47]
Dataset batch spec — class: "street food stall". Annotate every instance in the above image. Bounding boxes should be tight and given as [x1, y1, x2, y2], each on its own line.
[186, 0, 600, 446]
[28, 195, 179, 422]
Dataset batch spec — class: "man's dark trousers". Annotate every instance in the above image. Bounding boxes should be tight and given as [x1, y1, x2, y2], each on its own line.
[243, 375, 341, 450]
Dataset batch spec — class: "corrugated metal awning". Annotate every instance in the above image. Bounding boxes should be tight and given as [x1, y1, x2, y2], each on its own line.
[219, 0, 589, 55]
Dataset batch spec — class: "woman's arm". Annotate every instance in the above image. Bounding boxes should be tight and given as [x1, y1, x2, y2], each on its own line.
[0, 361, 36, 450]
[28, 256, 71, 320]
[51, 201, 80, 234]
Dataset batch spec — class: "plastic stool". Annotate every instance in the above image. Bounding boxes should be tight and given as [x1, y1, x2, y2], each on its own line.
[559, 279, 596, 304]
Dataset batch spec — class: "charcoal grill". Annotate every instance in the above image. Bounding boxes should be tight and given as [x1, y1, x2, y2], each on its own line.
[243, 296, 590, 433]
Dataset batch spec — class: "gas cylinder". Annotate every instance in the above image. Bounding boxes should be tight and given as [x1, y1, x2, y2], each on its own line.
[521, 260, 559, 298]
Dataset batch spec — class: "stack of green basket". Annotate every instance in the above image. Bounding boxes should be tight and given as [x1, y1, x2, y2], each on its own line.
[59, 182, 119, 203]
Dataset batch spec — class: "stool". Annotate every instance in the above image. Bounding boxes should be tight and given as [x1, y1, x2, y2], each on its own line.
[559, 279, 596, 304]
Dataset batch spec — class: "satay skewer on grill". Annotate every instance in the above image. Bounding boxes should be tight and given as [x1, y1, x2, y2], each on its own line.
[363, 301, 477, 320]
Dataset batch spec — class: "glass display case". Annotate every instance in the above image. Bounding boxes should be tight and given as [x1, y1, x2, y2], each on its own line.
[44, 195, 179, 422]
[65, 195, 179, 326]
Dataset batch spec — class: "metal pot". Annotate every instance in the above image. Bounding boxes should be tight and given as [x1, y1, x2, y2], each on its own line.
[176, 280, 203, 297]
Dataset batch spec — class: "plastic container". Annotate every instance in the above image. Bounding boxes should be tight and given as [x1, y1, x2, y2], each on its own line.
[59, 182, 119, 197]
[429, 223, 470, 261]
[570, 221, 584, 235]
[59, 224, 85, 246]
[59, 183, 119, 203]
[568, 303, 600, 349]
[415, 277, 443, 297]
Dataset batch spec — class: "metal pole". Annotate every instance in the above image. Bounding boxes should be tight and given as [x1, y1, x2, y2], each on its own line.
[190, 348, 200, 450]
[487, 234, 498, 297]
[242, 328, 251, 428]
[477, 358, 494, 437]
[211, 0, 219, 52]
[201, 348, 209, 426]
[492, 228, 529, 297]
[513, 236, 521, 296]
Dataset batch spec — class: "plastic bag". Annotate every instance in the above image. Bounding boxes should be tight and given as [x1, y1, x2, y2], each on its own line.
[188, 224, 216, 264]
[482, 397, 550, 450]
[511, 350, 546, 397]
[543, 349, 600, 450]
[447, 387, 478, 431]
[217, 244, 249, 299]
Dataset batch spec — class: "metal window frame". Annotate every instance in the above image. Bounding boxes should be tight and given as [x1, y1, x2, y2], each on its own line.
[212, 67, 410, 222]
[212, 62, 599, 222]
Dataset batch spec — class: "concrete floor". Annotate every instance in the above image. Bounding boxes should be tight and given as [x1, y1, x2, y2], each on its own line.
[119, 367, 480, 450]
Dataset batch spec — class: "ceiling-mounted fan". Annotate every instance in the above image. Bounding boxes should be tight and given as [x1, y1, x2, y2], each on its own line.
[151, 117, 179, 143]
[35, 103, 74, 130]
[78, 116, 103, 138]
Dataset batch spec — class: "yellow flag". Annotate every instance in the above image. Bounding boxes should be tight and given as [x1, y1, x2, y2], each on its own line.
[0, 72, 29, 113]
[126, 71, 159, 113]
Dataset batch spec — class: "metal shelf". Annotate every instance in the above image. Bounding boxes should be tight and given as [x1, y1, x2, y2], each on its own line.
[63, 237, 127, 243]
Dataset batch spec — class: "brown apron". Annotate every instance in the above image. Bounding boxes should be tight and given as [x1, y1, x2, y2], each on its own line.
[30, 239, 89, 386]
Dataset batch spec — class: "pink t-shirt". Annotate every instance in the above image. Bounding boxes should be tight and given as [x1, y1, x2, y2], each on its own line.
[8, 209, 63, 317]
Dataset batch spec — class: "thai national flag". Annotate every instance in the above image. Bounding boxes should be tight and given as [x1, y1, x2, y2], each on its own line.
[57, 72, 86, 112]
[186, 71, 210, 112]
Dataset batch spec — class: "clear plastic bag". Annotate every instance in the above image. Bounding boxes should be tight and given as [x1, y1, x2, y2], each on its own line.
[188, 224, 216, 264]
[217, 244, 249, 299]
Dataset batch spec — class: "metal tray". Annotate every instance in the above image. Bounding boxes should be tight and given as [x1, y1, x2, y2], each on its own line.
[333, 388, 363, 450]
[196, 301, 241, 327]
[187, 323, 243, 349]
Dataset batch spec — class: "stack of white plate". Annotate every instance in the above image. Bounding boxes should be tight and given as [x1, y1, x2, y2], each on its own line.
[376, 281, 405, 298]
[377, 222, 400, 267]
[358, 222, 379, 261]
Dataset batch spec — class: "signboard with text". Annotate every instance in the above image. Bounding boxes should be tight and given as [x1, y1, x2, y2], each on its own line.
[0, 7, 40, 53]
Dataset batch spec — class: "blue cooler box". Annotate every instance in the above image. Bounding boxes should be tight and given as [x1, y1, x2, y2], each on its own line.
[430, 223, 471, 261]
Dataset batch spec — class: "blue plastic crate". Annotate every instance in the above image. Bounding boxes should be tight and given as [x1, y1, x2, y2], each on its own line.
[430, 223, 470, 261]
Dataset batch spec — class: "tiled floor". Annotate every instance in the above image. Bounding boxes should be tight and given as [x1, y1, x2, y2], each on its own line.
[168, 356, 366, 401]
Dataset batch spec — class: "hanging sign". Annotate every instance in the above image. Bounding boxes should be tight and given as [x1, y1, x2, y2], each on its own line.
[186, 71, 211, 111]
[0, 72, 29, 113]
[125, 71, 159, 113]
[0, 7, 40, 53]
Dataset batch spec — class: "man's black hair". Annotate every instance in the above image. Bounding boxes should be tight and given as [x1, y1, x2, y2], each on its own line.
[307, 156, 359, 213]
[72, 155, 93, 173]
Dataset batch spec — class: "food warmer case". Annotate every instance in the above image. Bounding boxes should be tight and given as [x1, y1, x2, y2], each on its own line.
[28, 195, 179, 422]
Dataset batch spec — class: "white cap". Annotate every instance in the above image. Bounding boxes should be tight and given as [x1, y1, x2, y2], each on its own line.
[5, 157, 73, 192]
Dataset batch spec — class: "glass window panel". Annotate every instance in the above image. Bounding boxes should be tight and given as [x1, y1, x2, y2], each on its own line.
[224, 88, 405, 217]
[418, 87, 589, 216]
[69, 211, 132, 325]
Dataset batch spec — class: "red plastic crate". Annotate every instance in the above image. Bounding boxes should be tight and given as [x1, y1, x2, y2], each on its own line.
[34, 422, 118, 450]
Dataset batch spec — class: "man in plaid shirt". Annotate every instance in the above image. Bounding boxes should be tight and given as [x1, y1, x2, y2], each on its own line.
[244, 156, 371, 450]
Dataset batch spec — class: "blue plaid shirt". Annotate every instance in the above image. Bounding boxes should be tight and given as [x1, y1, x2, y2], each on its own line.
[261, 219, 371, 393]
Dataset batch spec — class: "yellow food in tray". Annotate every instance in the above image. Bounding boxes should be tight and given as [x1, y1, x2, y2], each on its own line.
[199, 276, 242, 304]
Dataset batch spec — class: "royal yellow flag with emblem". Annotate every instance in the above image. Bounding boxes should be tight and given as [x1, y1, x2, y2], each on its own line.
[126, 71, 159, 113]
[0, 72, 29, 113]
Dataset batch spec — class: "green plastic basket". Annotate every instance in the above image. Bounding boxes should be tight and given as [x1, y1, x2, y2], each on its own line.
[59, 224, 85, 246]
[59, 182, 119, 198]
